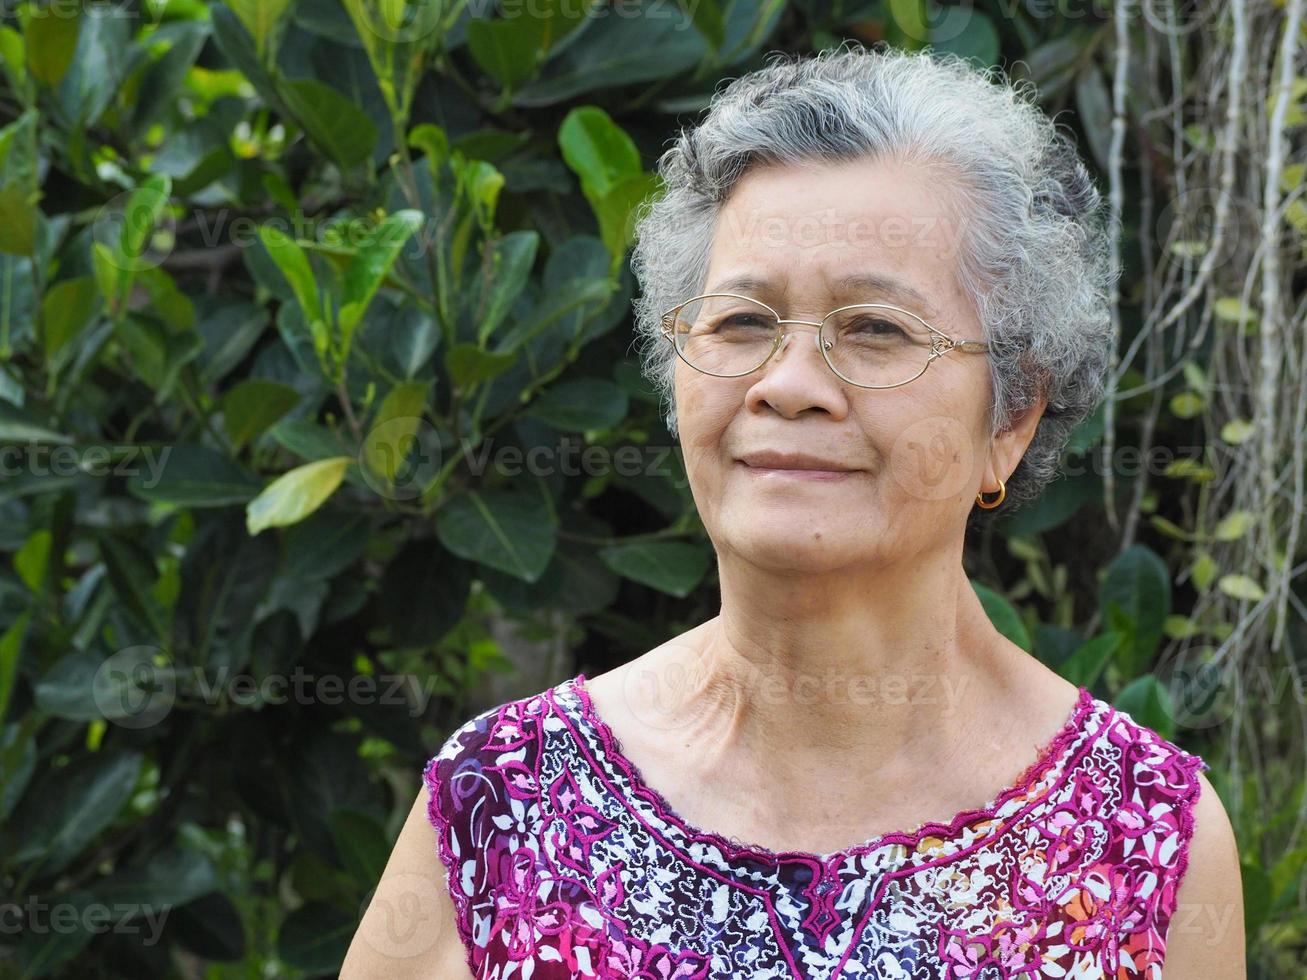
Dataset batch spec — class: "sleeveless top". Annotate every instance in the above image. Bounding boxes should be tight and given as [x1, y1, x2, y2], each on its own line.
[423, 674, 1209, 979]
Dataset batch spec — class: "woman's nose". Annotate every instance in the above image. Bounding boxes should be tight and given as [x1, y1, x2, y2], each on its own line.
[776, 326, 824, 357]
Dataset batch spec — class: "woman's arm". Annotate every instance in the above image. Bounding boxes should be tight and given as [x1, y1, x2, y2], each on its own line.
[1157, 772, 1246, 978]
[341, 785, 474, 979]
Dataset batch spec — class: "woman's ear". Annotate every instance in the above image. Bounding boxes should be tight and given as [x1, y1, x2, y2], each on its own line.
[982, 393, 1048, 490]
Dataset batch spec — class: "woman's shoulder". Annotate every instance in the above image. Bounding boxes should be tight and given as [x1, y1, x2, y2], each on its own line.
[418, 676, 582, 968]
[1086, 690, 1211, 798]
[422, 676, 579, 813]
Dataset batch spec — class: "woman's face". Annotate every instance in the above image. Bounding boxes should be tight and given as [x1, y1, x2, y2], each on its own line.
[674, 156, 1019, 573]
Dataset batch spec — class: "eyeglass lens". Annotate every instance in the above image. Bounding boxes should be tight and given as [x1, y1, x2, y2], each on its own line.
[668, 294, 935, 387]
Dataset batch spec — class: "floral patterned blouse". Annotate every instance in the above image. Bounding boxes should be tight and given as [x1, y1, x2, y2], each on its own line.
[423, 674, 1208, 979]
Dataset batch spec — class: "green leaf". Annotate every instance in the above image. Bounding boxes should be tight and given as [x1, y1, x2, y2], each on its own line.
[221, 379, 300, 450]
[138, 264, 195, 332]
[1056, 631, 1119, 688]
[1213, 510, 1255, 542]
[1169, 391, 1204, 419]
[0, 27, 28, 99]
[1191, 552, 1218, 591]
[198, 300, 271, 385]
[96, 847, 220, 908]
[559, 107, 654, 265]
[493, 275, 614, 354]
[268, 418, 356, 465]
[409, 122, 449, 185]
[92, 240, 123, 314]
[1241, 853, 1273, 942]
[677, 0, 725, 48]
[98, 534, 165, 637]
[1217, 573, 1265, 602]
[0, 108, 39, 191]
[589, 172, 658, 268]
[362, 379, 429, 487]
[435, 488, 557, 582]
[246, 457, 353, 535]
[382, 304, 441, 378]
[0, 183, 36, 256]
[1, 721, 36, 820]
[972, 580, 1032, 652]
[277, 902, 354, 973]
[258, 223, 324, 325]
[14, 894, 98, 975]
[13, 529, 51, 593]
[1149, 515, 1194, 541]
[467, 14, 547, 90]
[527, 378, 628, 431]
[227, 0, 295, 59]
[41, 276, 99, 360]
[886, 0, 928, 50]
[328, 807, 389, 884]
[119, 173, 173, 276]
[55, 5, 132, 128]
[0, 613, 30, 724]
[1098, 544, 1171, 674]
[1114, 674, 1175, 740]
[115, 313, 204, 404]
[278, 77, 378, 170]
[559, 106, 643, 199]
[0, 403, 72, 443]
[1074, 65, 1113, 172]
[1213, 296, 1258, 327]
[24, 7, 81, 86]
[458, 157, 505, 232]
[1220, 418, 1255, 444]
[597, 540, 711, 598]
[474, 230, 538, 346]
[931, 8, 999, 69]
[259, 223, 331, 367]
[378, 541, 472, 647]
[170, 892, 247, 963]
[31, 652, 103, 721]
[445, 343, 517, 387]
[126, 444, 261, 507]
[511, 3, 708, 107]
[337, 209, 424, 338]
[131, 21, 210, 136]
[5, 749, 143, 873]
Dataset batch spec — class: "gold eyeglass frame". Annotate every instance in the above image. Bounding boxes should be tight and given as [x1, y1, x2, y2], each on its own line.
[659, 291, 991, 389]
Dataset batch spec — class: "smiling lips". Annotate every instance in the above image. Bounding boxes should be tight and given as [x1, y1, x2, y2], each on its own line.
[738, 451, 861, 479]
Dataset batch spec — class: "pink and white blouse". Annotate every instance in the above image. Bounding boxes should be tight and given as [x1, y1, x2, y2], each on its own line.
[423, 674, 1208, 979]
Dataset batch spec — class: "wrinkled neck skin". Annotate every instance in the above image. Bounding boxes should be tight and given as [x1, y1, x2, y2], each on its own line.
[643, 539, 1026, 783]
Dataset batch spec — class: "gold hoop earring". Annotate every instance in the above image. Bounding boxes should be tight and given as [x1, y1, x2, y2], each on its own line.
[976, 479, 1005, 510]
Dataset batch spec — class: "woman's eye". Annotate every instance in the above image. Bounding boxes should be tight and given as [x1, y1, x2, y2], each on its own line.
[850, 317, 905, 336]
[720, 314, 772, 329]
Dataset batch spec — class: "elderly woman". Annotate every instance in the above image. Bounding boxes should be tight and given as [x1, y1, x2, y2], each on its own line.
[344, 44, 1244, 979]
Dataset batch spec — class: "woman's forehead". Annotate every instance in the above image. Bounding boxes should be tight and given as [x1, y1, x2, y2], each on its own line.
[702, 269, 942, 320]
[710, 159, 967, 271]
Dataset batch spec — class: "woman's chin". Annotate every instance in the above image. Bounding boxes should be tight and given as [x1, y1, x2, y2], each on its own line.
[723, 524, 878, 570]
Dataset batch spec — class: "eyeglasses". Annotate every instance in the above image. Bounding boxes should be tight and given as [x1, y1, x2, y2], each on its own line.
[659, 292, 990, 389]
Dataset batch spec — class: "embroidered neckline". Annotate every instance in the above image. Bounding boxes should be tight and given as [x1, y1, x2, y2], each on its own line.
[559, 673, 1096, 868]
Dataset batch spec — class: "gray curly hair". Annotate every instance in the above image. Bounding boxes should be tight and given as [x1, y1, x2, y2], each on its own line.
[628, 42, 1117, 512]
